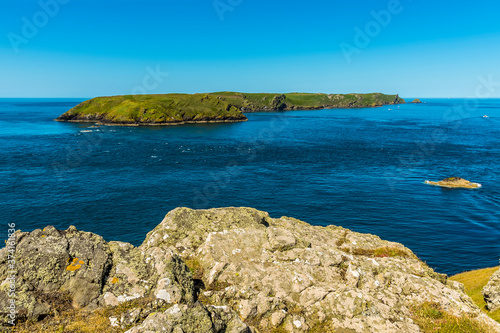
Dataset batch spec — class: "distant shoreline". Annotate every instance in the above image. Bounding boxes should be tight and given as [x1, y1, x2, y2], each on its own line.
[55, 118, 248, 126]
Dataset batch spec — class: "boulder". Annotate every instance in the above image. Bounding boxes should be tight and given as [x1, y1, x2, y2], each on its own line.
[0, 226, 195, 324]
[125, 303, 249, 333]
[0, 225, 112, 322]
[484, 265, 500, 311]
[141, 207, 500, 332]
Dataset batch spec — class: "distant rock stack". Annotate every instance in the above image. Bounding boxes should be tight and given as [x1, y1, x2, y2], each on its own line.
[411, 98, 422, 103]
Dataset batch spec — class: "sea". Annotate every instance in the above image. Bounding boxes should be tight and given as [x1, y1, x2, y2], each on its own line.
[1, 98, 499, 275]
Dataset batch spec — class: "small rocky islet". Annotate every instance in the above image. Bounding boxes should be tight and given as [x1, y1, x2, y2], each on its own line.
[425, 177, 482, 189]
[55, 92, 406, 126]
[1, 207, 499, 332]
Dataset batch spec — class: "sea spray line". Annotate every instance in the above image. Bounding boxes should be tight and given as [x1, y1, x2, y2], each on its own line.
[52, 64, 168, 179]
[192, 114, 290, 208]
[52, 128, 105, 180]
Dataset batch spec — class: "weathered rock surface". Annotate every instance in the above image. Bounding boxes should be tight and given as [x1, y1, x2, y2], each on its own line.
[1, 207, 499, 332]
[125, 303, 249, 333]
[425, 177, 482, 189]
[484, 265, 500, 311]
[142, 207, 500, 332]
[0, 226, 113, 321]
[0, 228, 201, 326]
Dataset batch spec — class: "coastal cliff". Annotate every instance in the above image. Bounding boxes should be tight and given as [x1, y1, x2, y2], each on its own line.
[55, 92, 405, 125]
[3, 207, 497, 332]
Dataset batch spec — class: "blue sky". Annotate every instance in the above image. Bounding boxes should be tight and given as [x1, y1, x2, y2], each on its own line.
[1, 0, 499, 98]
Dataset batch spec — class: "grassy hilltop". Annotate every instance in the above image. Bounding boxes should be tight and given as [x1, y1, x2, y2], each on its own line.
[212, 91, 404, 111]
[56, 92, 405, 125]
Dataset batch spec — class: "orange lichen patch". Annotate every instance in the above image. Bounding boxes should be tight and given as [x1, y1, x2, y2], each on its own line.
[66, 258, 83, 271]
[111, 277, 119, 284]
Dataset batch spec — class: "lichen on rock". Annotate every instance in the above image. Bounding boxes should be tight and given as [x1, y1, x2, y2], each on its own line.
[1, 207, 499, 332]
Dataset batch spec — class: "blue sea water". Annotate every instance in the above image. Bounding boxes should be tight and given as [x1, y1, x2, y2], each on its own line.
[1, 98, 499, 275]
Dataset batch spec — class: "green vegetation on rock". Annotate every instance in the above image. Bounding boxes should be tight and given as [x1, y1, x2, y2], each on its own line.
[410, 302, 493, 333]
[208, 91, 404, 111]
[56, 94, 247, 125]
[56, 92, 405, 125]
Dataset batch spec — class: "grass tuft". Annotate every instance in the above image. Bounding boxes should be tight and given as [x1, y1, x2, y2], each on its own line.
[410, 302, 493, 333]
[451, 266, 500, 323]
[351, 246, 412, 258]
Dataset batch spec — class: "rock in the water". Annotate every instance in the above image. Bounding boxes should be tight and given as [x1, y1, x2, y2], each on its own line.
[484, 265, 500, 311]
[425, 177, 482, 189]
[411, 98, 422, 103]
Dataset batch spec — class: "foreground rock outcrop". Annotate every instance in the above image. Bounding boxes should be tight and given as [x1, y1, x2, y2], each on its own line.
[484, 265, 500, 311]
[2, 207, 499, 332]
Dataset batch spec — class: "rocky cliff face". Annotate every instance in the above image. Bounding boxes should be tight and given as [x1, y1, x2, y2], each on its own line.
[484, 266, 500, 311]
[1, 207, 499, 332]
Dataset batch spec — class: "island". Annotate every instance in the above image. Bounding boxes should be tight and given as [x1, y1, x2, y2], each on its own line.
[55, 92, 406, 125]
[425, 177, 482, 189]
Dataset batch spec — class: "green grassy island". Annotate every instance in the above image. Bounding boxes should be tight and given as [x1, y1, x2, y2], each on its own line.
[56, 92, 406, 125]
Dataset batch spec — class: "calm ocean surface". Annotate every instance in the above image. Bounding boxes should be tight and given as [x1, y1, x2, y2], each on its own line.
[1, 98, 499, 275]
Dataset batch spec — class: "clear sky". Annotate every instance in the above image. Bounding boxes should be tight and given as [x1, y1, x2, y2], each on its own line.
[1, 0, 499, 98]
